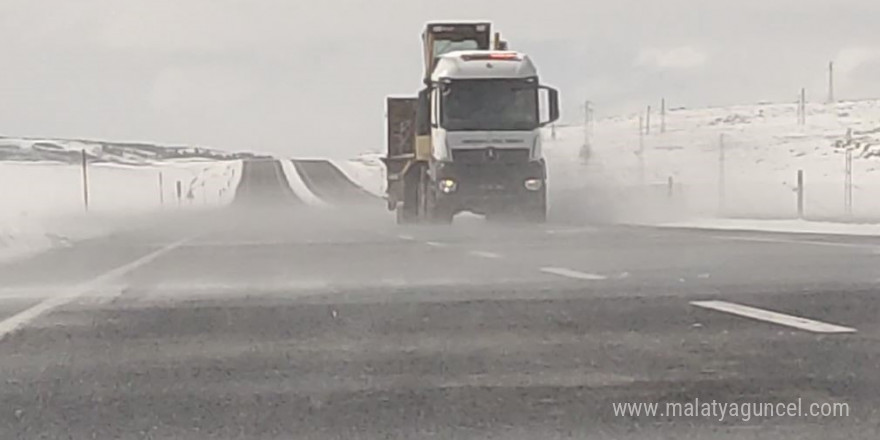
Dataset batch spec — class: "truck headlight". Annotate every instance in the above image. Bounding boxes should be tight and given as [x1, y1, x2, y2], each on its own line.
[524, 178, 543, 191]
[439, 178, 457, 194]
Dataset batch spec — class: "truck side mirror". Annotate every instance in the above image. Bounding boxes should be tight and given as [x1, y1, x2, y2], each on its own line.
[539, 86, 560, 126]
[548, 87, 560, 124]
[432, 87, 441, 128]
[416, 88, 432, 133]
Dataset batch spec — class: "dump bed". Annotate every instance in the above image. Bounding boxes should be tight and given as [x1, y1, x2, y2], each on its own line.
[422, 22, 492, 84]
[385, 97, 418, 159]
[382, 97, 419, 207]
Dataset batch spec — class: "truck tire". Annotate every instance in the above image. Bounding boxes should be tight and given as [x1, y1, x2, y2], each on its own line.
[426, 187, 454, 224]
[525, 191, 548, 223]
[396, 205, 416, 224]
[524, 205, 547, 223]
[396, 167, 421, 224]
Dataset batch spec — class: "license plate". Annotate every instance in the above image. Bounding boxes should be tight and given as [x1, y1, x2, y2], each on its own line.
[479, 184, 505, 191]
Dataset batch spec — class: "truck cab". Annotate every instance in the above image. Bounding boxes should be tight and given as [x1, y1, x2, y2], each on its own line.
[416, 50, 559, 222]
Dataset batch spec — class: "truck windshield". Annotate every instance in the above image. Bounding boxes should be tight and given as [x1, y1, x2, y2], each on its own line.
[432, 40, 481, 59]
[441, 79, 538, 131]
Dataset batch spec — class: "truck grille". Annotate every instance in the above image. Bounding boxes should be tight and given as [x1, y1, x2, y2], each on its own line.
[451, 148, 530, 164]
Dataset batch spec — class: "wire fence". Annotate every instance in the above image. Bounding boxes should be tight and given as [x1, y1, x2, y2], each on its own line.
[567, 99, 880, 223]
[0, 152, 240, 217]
[625, 134, 876, 222]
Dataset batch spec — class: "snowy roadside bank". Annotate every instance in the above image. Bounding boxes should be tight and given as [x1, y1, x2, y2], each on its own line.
[0, 213, 133, 263]
[0, 160, 241, 263]
[637, 218, 880, 237]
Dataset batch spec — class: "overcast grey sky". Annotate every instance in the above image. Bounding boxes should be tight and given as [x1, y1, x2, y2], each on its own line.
[2, 0, 880, 157]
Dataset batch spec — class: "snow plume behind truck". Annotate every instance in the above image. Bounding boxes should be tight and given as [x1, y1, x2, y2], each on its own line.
[383, 22, 559, 224]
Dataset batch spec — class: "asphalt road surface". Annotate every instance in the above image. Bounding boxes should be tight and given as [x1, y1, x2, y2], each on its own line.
[233, 159, 302, 206]
[0, 160, 878, 439]
[292, 160, 377, 205]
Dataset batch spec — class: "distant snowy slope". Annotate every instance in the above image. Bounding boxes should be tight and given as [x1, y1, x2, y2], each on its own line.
[544, 99, 880, 221]
[0, 136, 267, 165]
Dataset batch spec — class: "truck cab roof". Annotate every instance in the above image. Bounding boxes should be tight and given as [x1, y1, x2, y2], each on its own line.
[431, 50, 538, 82]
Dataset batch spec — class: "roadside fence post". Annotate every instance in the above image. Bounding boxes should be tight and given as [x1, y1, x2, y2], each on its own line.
[797, 169, 805, 219]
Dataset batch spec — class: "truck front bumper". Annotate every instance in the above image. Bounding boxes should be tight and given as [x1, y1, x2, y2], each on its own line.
[431, 160, 546, 215]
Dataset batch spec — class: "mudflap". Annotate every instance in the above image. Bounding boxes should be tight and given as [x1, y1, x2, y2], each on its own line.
[426, 187, 455, 224]
[396, 164, 422, 224]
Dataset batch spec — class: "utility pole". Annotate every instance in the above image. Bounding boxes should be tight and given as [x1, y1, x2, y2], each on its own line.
[638, 116, 645, 185]
[81, 149, 90, 212]
[845, 128, 853, 216]
[660, 98, 666, 133]
[797, 170, 805, 219]
[718, 134, 726, 214]
[580, 100, 593, 161]
[845, 148, 853, 217]
[645, 105, 652, 135]
[798, 88, 807, 126]
[828, 61, 835, 104]
[584, 100, 594, 144]
[583, 101, 589, 146]
[158, 172, 165, 207]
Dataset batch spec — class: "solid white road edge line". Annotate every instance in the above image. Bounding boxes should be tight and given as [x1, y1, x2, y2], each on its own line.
[690, 300, 856, 334]
[545, 226, 599, 235]
[714, 235, 878, 251]
[0, 237, 193, 340]
[540, 267, 607, 281]
[280, 159, 330, 207]
[469, 250, 502, 259]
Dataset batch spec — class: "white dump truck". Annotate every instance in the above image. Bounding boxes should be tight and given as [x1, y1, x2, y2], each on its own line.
[384, 22, 559, 223]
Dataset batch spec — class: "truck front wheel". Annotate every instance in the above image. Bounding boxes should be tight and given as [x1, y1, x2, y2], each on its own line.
[525, 191, 548, 223]
[524, 204, 547, 223]
[427, 187, 454, 224]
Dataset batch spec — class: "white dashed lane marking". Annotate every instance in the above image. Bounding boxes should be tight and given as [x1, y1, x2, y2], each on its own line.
[539, 267, 607, 281]
[691, 300, 856, 334]
[545, 226, 599, 235]
[426, 241, 448, 248]
[468, 250, 502, 259]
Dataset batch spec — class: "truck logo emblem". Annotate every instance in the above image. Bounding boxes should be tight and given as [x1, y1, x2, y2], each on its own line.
[485, 147, 497, 160]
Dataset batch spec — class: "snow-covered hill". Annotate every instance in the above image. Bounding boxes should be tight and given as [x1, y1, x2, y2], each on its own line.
[544, 99, 880, 223]
[0, 136, 267, 165]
